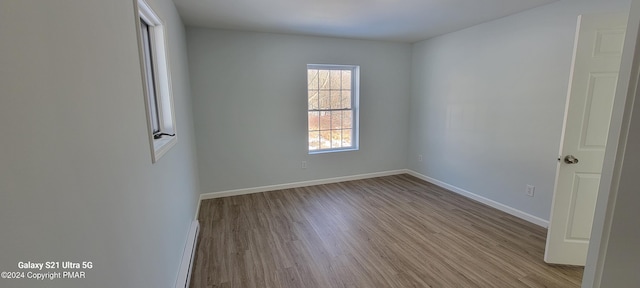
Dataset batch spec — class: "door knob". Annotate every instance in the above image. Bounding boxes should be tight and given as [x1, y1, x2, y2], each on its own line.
[564, 155, 579, 164]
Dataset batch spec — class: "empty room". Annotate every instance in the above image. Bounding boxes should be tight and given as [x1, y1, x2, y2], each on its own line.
[1, 0, 640, 287]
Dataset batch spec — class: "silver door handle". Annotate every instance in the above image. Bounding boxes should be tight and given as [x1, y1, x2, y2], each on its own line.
[564, 155, 579, 164]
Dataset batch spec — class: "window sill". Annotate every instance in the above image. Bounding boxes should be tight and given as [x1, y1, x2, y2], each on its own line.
[152, 135, 177, 163]
[308, 147, 358, 155]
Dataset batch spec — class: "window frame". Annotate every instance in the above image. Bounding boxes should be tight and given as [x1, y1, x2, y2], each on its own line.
[307, 64, 360, 154]
[136, 0, 177, 163]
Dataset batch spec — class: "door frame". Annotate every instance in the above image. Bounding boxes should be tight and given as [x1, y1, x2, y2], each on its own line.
[583, 0, 640, 287]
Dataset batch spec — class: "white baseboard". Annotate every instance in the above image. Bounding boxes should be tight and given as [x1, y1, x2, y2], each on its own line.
[406, 170, 549, 228]
[175, 220, 199, 288]
[199, 170, 407, 200]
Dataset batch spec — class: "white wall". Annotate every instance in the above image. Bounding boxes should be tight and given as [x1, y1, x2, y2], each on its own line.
[187, 29, 411, 193]
[0, 0, 200, 287]
[409, 0, 631, 221]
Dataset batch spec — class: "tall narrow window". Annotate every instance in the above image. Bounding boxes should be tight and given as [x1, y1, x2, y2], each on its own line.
[137, 0, 177, 162]
[307, 64, 359, 153]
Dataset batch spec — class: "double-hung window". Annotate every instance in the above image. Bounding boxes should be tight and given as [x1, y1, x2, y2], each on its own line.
[137, 0, 177, 162]
[307, 64, 359, 153]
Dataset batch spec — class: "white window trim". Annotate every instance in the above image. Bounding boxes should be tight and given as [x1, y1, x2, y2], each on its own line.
[307, 64, 360, 154]
[136, 0, 177, 163]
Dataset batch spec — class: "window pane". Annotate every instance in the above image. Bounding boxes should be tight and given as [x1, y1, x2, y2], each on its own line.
[141, 20, 160, 133]
[318, 70, 330, 89]
[330, 70, 342, 89]
[342, 70, 351, 90]
[341, 90, 351, 109]
[342, 129, 352, 147]
[320, 130, 331, 149]
[331, 111, 343, 129]
[332, 130, 342, 148]
[331, 91, 342, 109]
[308, 111, 320, 131]
[319, 91, 330, 109]
[308, 69, 319, 89]
[308, 91, 318, 110]
[342, 111, 353, 128]
[309, 131, 320, 150]
[319, 111, 331, 130]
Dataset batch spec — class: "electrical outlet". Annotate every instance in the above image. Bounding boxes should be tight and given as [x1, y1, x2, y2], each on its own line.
[301, 160, 307, 169]
[418, 154, 423, 162]
[526, 185, 535, 197]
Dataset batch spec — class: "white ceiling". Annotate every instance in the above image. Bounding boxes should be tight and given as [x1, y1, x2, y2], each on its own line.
[172, 0, 557, 43]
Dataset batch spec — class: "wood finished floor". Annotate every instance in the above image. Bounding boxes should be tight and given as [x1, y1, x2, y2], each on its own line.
[191, 174, 583, 288]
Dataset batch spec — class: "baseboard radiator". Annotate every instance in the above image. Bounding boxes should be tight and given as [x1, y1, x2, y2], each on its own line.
[175, 220, 199, 288]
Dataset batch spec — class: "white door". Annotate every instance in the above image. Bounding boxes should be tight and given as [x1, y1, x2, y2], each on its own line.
[545, 13, 627, 265]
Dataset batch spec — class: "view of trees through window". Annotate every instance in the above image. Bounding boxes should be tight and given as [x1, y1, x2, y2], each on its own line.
[307, 66, 355, 151]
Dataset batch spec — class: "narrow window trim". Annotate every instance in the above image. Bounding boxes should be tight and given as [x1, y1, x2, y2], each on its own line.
[307, 64, 360, 154]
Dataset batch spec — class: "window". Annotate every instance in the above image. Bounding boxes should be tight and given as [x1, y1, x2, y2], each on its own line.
[137, 0, 176, 162]
[307, 64, 359, 153]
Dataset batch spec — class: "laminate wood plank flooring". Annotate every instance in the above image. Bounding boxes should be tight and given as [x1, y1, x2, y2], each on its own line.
[191, 174, 583, 288]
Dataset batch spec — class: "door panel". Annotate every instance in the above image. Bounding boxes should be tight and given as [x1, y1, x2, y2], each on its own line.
[567, 173, 600, 241]
[582, 73, 618, 148]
